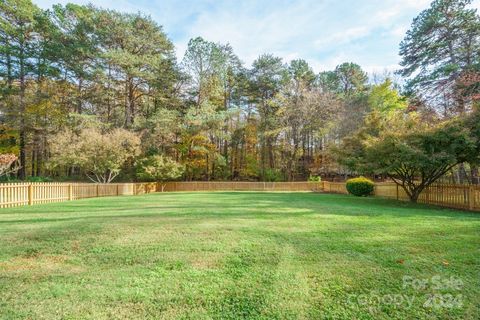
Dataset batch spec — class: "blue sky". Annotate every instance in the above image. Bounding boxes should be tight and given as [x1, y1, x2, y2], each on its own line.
[34, 0, 480, 74]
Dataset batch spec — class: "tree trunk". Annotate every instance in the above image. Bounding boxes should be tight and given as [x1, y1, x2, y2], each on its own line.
[124, 79, 134, 127]
[18, 40, 26, 180]
[410, 191, 420, 203]
[36, 145, 43, 177]
[31, 149, 36, 177]
[76, 77, 83, 113]
[471, 165, 479, 185]
[267, 137, 274, 169]
[6, 48, 13, 89]
[260, 140, 266, 180]
[458, 163, 467, 184]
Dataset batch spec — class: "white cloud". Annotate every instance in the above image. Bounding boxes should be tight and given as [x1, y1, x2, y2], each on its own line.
[390, 25, 409, 38]
[363, 64, 400, 75]
[33, 0, 442, 74]
[311, 52, 350, 71]
[314, 27, 370, 48]
[180, 0, 330, 66]
[472, 0, 480, 11]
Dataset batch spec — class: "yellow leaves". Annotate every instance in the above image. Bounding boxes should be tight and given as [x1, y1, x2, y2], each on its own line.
[244, 122, 258, 148]
[368, 79, 408, 114]
[48, 128, 141, 180]
[25, 100, 63, 120]
[0, 153, 17, 166]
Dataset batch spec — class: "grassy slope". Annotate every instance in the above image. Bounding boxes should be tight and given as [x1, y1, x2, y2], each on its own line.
[0, 192, 479, 319]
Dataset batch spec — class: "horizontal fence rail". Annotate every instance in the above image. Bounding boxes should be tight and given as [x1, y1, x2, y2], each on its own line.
[0, 181, 478, 212]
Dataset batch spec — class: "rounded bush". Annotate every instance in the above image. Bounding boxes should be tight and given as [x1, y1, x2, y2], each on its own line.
[346, 177, 374, 197]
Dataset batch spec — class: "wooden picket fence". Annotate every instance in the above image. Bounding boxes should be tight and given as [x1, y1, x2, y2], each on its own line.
[0, 182, 158, 209]
[324, 181, 480, 212]
[321, 181, 348, 194]
[0, 181, 478, 212]
[162, 181, 323, 192]
[164, 181, 480, 212]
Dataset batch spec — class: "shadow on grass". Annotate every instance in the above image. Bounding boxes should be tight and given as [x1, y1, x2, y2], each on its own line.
[0, 192, 478, 226]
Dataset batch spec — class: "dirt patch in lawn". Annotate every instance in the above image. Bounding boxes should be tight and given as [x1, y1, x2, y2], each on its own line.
[0, 254, 84, 275]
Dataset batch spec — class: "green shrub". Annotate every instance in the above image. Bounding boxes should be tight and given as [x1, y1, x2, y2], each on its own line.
[26, 176, 54, 183]
[263, 168, 284, 182]
[0, 176, 54, 183]
[135, 155, 184, 182]
[346, 177, 374, 197]
[308, 175, 321, 182]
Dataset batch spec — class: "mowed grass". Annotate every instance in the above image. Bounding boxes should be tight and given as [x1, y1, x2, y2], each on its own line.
[0, 192, 479, 319]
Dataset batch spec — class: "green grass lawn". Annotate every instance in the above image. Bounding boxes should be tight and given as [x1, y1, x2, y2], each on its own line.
[0, 192, 479, 319]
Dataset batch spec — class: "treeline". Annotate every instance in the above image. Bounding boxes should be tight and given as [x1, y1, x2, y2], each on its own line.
[0, 0, 479, 183]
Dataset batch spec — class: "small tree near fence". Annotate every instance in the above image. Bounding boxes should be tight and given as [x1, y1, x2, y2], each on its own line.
[337, 111, 479, 202]
[48, 128, 141, 183]
[136, 155, 184, 191]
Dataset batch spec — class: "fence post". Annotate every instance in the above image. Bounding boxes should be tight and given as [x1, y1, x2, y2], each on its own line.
[96, 184, 99, 197]
[469, 186, 474, 211]
[28, 184, 33, 205]
[68, 184, 73, 201]
[396, 184, 399, 200]
[117, 184, 120, 196]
